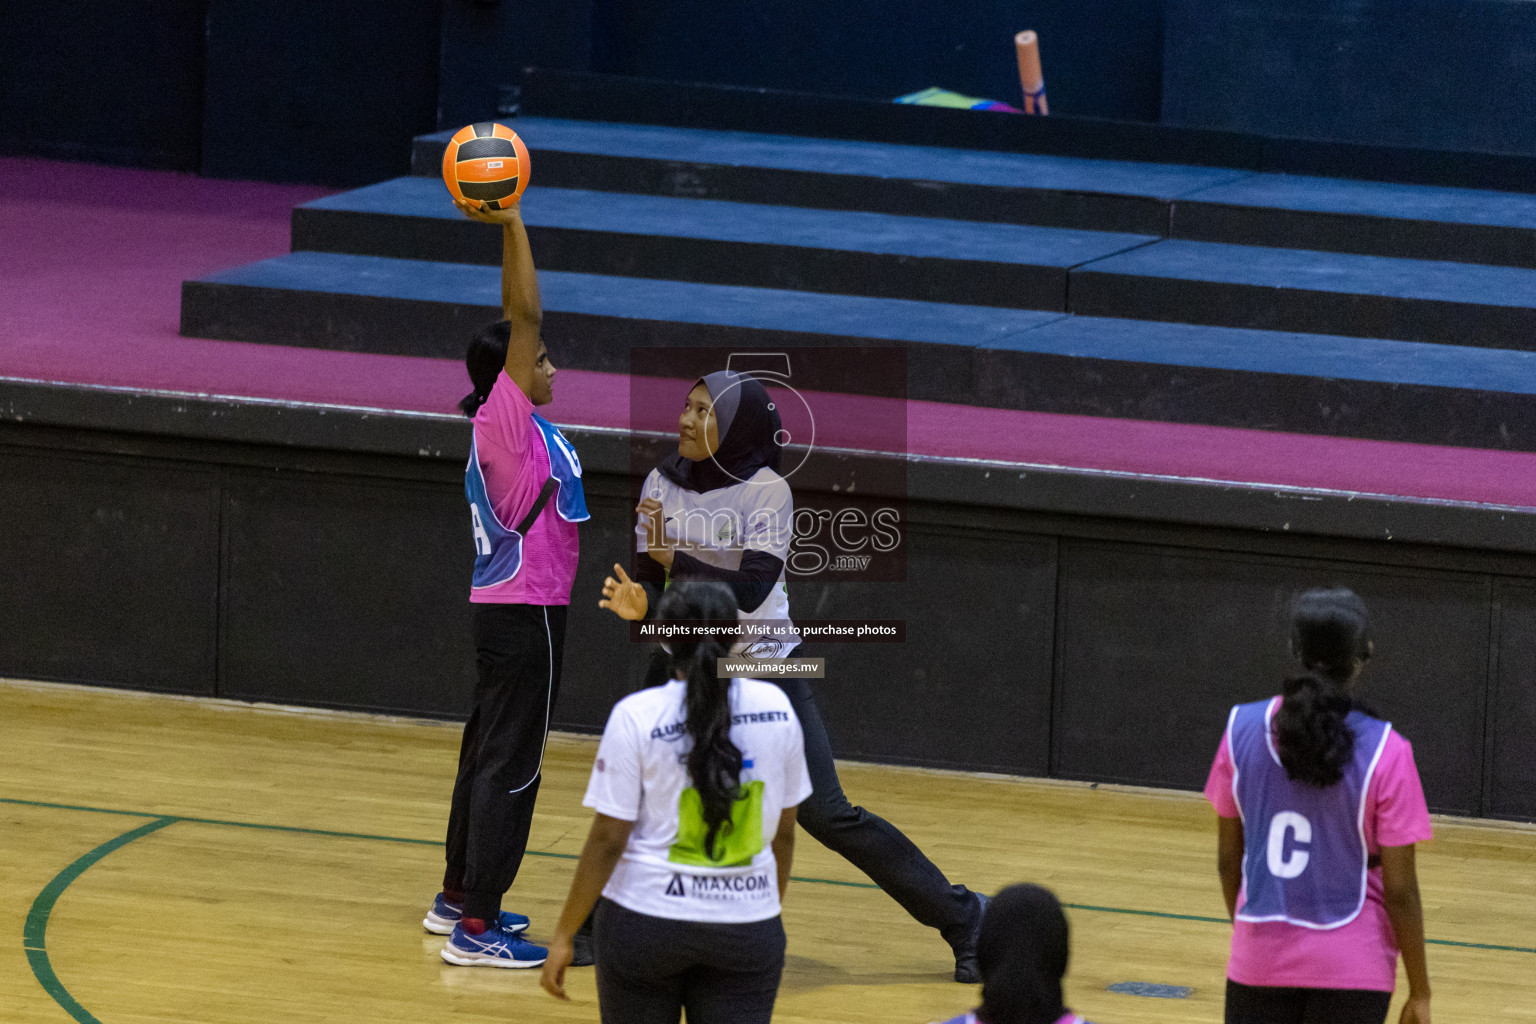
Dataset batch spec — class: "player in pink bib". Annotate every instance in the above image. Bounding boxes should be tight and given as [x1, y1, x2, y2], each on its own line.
[424, 195, 589, 971]
[1205, 588, 1432, 1024]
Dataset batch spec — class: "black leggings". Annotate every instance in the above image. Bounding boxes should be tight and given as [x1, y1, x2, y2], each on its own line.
[593, 898, 785, 1024]
[1226, 980, 1392, 1024]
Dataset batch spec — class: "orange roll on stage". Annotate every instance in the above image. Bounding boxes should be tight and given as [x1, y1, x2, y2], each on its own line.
[1014, 30, 1048, 115]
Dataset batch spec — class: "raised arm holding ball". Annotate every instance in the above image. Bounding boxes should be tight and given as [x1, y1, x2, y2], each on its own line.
[425, 128, 594, 971]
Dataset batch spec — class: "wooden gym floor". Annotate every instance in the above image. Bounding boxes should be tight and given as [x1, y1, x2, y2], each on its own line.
[2, 678, 1532, 1024]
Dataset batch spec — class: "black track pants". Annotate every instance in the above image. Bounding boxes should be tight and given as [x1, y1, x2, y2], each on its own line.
[443, 602, 567, 922]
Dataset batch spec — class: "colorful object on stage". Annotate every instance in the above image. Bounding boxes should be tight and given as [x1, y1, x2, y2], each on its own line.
[441, 122, 530, 210]
[894, 87, 1022, 113]
[1015, 30, 1048, 114]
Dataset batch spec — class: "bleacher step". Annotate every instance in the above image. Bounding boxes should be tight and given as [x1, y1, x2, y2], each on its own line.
[415, 119, 1536, 268]
[415, 117, 1245, 235]
[181, 251, 1536, 451]
[294, 178, 1155, 310]
[1073, 239, 1536, 350]
[1173, 172, 1536, 268]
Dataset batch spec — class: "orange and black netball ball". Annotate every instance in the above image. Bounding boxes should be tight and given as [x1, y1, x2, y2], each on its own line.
[441, 122, 530, 210]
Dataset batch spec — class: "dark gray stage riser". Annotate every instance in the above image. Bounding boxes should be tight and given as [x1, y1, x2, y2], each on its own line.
[520, 67, 1536, 195]
[6, 421, 1536, 821]
[180, 280, 976, 404]
[975, 350, 1536, 454]
[1072, 272, 1536, 353]
[414, 137, 1536, 270]
[1172, 201, 1536, 270]
[413, 144, 1173, 237]
[290, 208, 1068, 312]
[179, 280, 1536, 453]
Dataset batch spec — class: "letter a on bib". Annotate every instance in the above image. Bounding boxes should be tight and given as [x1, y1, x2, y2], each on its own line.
[465, 417, 589, 589]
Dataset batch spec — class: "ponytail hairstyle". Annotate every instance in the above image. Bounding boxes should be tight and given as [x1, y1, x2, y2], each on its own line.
[975, 884, 1070, 1024]
[1276, 587, 1373, 787]
[459, 320, 512, 417]
[656, 582, 744, 859]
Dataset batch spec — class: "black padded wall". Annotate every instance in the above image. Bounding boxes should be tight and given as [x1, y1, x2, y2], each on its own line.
[436, 0, 596, 129]
[791, 525, 1057, 774]
[219, 469, 477, 717]
[1054, 542, 1493, 816]
[0, 0, 208, 168]
[589, 0, 1163, 122]
[0, 449, 219, 693]
[1164, 0, 1536, 155]
[4, 411, 1536, 821]
[201, 0, 441, 185]
[1490, 583, 1536, 820]
[549, 485, 656, 732]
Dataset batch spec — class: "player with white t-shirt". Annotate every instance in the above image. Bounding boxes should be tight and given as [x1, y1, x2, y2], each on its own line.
[541, 583, 812, 1024]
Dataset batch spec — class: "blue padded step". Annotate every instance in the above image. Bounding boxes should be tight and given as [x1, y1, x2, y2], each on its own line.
[181, 251, 1536, 450]
[415, 117, 1248, 234]
[1173, 172, 1536, 267]
[1072, 238, 1536, 351]
[976, 315, 1536, 450]
[180, 251, 1064, 406]
[293, 178, 1155, 311]
[418, 119, 1536, 267]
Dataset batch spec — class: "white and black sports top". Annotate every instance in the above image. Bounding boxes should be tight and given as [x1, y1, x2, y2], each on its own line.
[636, 465, 799, 658]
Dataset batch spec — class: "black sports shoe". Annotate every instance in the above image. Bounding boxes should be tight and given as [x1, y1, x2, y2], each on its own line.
[951, 891, 989, 984]
[570, 917, 596, 967]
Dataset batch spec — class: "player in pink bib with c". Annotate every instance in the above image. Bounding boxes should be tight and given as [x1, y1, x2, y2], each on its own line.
[1206, 587, 1432, 1024]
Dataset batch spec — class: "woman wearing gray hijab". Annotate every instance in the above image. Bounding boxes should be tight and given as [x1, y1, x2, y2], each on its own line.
[601, 369, 987, 982]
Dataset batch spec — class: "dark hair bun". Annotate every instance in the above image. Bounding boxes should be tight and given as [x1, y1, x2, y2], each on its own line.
[1278, 587, 1372, 787]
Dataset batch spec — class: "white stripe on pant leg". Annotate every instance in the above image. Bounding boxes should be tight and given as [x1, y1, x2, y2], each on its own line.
[507, 606, 554, 795]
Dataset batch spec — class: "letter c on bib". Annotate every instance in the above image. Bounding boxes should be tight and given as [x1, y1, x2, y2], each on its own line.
[1266, 811, 1313, 879]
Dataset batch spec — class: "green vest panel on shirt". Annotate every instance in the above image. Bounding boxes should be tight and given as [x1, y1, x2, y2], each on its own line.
[668, 780, 766, 867]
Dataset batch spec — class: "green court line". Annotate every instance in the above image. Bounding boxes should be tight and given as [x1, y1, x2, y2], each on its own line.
[0, 798, 439, 847]
[23, 816, 178, 1024]
[1422, 937, 1536, 954]
[1064, 901, 1227, 925]
[175, 816, 444, 847]
[9, 795, 1535, 957]
[3, 797, 164, 819]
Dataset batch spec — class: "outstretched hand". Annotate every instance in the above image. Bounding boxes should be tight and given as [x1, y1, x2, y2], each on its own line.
[454, 197, 520, 226]
[599, 563, 648, 621]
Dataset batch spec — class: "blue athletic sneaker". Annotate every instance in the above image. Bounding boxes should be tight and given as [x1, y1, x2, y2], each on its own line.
[422, 893, 530, 936]
[440, 923, 548, 968]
